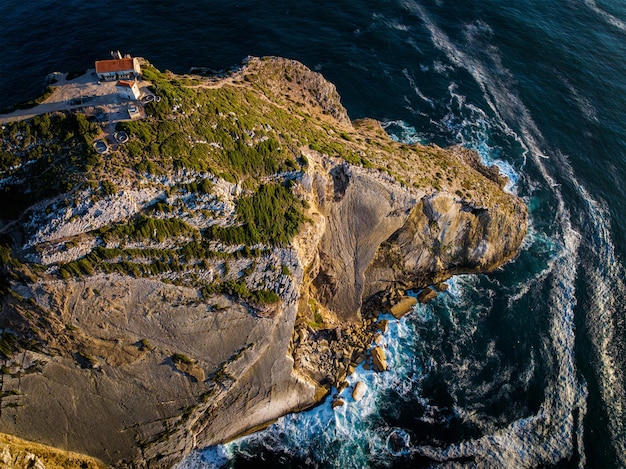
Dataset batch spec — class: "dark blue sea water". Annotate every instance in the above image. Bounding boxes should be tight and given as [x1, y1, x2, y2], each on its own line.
[2, 1, 625, 467]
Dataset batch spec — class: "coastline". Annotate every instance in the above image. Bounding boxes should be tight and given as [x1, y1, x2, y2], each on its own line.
[0, 56, 527, 467]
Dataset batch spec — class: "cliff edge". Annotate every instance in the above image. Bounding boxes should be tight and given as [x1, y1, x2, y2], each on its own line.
[0, 57, 526, 467]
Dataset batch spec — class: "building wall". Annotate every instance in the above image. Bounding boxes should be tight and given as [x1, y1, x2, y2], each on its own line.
[116, 83, 140, 100]
[129, 83, 140, 100]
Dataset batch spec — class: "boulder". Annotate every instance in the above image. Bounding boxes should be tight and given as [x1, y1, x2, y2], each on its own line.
[417, 287, 437, 304]
[173, 360, 205, 383]
[352, 381, 367, 402]
[390, 296, 417, 318]
[434, 282, 449, 292]
[371, 346, 387, 372]
[331, 398, 345, 409]
[375, 319, 389, 334]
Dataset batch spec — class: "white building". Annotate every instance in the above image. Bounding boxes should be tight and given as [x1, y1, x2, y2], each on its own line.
[116, 80, 141, 100]
[95, 57, 141, 81]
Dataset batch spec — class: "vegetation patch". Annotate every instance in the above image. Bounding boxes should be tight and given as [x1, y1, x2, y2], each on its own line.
[202, 280, 279, 305]
[0, 113, 100, 219]
[208, 183, 305, 246]
[96, 215, 197, 244]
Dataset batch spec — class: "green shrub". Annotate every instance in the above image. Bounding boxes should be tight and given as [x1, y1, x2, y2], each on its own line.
[160, 132, 191, 159]
[172, 353, 193, 365]
[97, 216, 196, 243]
[0, 152, 20, 172]
[209, 183, 304, 246]
[100, 180, 117, 197]
[250, 289, 279, 304]
[116, 120, 154, 144]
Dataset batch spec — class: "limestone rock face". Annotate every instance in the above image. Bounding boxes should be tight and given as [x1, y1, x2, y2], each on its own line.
[304, 155, 526, 323]
[0, 56, 527, 468]
[363, 190, 527, 307]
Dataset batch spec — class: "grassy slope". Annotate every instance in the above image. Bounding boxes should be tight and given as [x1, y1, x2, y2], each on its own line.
[0, 432, 104, 468]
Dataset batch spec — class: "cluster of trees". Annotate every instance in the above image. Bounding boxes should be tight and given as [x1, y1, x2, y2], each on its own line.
[116, 67, 305, 181]
[57, 239, 264, 280]
[0, 113, 102, 219]
[96, 215, 197, 243]
[308, 141, 373, 168]
[209, 183, 305, 246]
[141, 66, 197, 120]
[202, 279, 279, 304]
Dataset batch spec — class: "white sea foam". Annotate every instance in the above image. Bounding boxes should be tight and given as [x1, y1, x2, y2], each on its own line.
[562, 78, 599, 122]
[397, 0, 597, 465]
[407, 0, 626, 463]
[381, 119, 425, 144]
[581, 0, 626, 32]
[564, 161, 626, 466]
[402, 68, 435, 107]
[174, 445, 231, 469]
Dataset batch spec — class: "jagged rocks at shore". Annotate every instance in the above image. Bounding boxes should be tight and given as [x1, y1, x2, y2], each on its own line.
[417, 287, 438, 304]
[0, 56, 527, 467]
[371, 346, 388, 372]
[390, 296, 418, 318]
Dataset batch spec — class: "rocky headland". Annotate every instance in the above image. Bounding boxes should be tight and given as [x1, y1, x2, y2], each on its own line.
[0, 56, 527, 467]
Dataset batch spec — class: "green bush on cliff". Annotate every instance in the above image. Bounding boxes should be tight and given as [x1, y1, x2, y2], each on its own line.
[0, 113, 102, 220]
[116, 120, 154, 144]
[208, 183, 305, 246]
[57, 240, 256, 280]
[250, 289, 279, 304]
[0, 152, 20, 172]
[172, 353, 193, 365]
[100, 180, 117, 197]
[202, 279, 279, 304]
[96, 216, 197, 243]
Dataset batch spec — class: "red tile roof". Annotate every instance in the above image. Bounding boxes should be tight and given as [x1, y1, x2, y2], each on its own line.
[95, 58, 136, 74]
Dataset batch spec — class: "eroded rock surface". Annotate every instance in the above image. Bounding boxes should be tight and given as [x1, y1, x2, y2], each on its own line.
[0, 57, 526, 467]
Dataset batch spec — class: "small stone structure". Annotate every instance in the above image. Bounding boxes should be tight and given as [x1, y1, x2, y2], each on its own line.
[116, 80, 140, 100]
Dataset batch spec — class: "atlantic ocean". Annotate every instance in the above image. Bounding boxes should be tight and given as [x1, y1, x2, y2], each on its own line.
[1, 1, 625, 467]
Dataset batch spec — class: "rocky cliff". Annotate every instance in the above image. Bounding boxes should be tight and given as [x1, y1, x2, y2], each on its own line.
[0, 57, 526, 467]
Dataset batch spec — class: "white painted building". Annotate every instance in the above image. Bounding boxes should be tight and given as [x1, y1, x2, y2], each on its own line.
[95, 57, 141, 81]
[116, 80, 141, 100]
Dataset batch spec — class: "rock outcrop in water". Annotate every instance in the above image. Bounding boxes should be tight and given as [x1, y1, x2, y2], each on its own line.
[0, 56, 526, 467]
